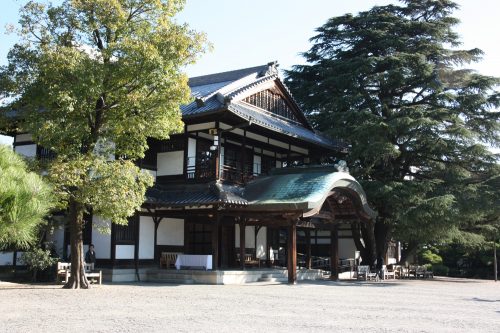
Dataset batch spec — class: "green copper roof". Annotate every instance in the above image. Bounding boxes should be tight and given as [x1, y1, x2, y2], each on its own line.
[243, 166, 376, 218]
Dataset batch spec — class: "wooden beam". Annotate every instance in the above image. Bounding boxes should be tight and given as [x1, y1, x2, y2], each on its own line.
[330, 225, 339, 281]
[212, 214, 220, 270]
[288, 221, 297, 284]
[239, 221, 246, 270]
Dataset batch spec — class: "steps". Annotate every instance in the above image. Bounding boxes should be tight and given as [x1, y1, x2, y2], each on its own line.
[146, 270, 194, 284]
[257, 272, 288, 283]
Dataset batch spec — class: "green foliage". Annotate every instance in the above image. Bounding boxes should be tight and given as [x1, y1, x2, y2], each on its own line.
[49, 154, 153, 229]
[20, 246, 58, 272]
[431, 264, 449, 276]
[420, 248, 443, 265]
[0, 145, 55, 249]
[285, 0, 500, 250]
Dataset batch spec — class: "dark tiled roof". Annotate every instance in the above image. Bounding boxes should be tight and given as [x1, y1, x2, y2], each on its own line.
[180, 96, 223, 116]
[227, 103, 344, 150]
[188, 65, 269, 87]
[144, 182, 248, 207]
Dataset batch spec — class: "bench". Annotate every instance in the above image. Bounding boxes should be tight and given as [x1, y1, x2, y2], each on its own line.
[56, 262, 71, 284]
[160, 252, 182, 269]
[85, 263, 102, 285]
[56, 262, 102, 285]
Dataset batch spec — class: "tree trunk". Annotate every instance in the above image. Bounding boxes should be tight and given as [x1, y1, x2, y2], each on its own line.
[374, 217, 390, 257]
[351, 220, 376, 266]
[63, 199, 90, 289]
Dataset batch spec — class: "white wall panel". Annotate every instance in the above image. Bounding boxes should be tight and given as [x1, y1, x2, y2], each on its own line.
[92, 216, 111, 259]
[115, 245, 135, 259]
[235, 225, 257, 248]
[157, 218, 184, 246]
[256, 226, 267, 259]
[187, 138, 196, 171]
[0, 252, 14, 265]
[157, 151, 184, 176]
[253, 155, 261, 175]
[187, 122, 215, 132]
[339, 238, 357, 259]
[15, 144, 37, 158]
[139, 216, 154, 259]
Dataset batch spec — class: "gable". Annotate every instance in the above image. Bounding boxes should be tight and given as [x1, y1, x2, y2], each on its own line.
[243, 88, 299, 123]
[231, 79, 312, 129]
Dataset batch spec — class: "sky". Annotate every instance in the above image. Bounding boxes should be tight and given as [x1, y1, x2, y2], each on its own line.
[1, 0, 499, 146]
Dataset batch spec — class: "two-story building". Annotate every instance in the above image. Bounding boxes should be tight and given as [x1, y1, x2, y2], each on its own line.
[3, 62, 376, 283]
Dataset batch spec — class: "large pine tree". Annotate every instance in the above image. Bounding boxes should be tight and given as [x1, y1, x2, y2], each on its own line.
[286, 0, 499, 264]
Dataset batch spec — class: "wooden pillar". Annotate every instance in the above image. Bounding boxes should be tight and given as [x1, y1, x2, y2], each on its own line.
[221, 222, 228, 268]
[266, 227, 271, 268]
[239, 221, 246, 270]
[306, 229, 312, 269]
[330, 225, 339, 281]
[212, 214, 220, 270]
[288, 221, 297, 284]
[153, 214, 162, 265]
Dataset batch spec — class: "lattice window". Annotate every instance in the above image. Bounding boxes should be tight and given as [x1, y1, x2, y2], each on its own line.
[244, 90, 298, 122]
[157, 137, 184, 152]
[114, 217, 137, 244]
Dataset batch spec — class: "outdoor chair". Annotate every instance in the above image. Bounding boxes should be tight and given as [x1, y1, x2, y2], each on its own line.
[384, 264, 396, 279]
[357, 265, 378, 281]
[416, 265, 434, 279]
[160, 252, 181, 269]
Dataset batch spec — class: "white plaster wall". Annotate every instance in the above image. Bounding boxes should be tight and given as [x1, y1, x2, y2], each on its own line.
[275, 161, 282, 168]
[139, 216, 154, 259]
[187, 137, 196, 171]
[0, 252, 14, 265]
[219, 146, 224, 173]
[256, 227, 267, 259]
[157, 218, 184, 246]
[15, 144, 37, 158]
[253, 155, 261, 175]
[234, 225, 257, 248]
[92, 216, 111, 259]
[115, 245, 135, 259]
[157, 151, 184, 176]
[339, 238, 357, 259]
[187, 122, 215, 132]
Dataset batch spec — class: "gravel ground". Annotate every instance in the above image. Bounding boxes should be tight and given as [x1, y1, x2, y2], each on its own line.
[0, 277, 499, 333]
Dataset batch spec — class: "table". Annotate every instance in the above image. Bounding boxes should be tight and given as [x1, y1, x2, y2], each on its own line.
[175, 254, 213, 270]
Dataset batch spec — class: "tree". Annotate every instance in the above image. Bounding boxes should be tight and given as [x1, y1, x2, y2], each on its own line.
[0, 145, 54, 250]
[285, 0, 499, 264]
[0, 0, 207, 288]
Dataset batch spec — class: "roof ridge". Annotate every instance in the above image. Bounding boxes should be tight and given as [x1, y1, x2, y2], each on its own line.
[188, 62, 278, 87]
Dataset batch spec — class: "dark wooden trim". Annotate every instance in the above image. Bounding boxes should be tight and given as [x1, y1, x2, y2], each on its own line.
[110, 223, 116, 264]
[288, 221, 297, 284]
[12, 141, 36, 146]
[239, 220, 246, 270]
[211, 214, 220, 269]
[156, 175, 185, 183]
[330, 225, 339, 281]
